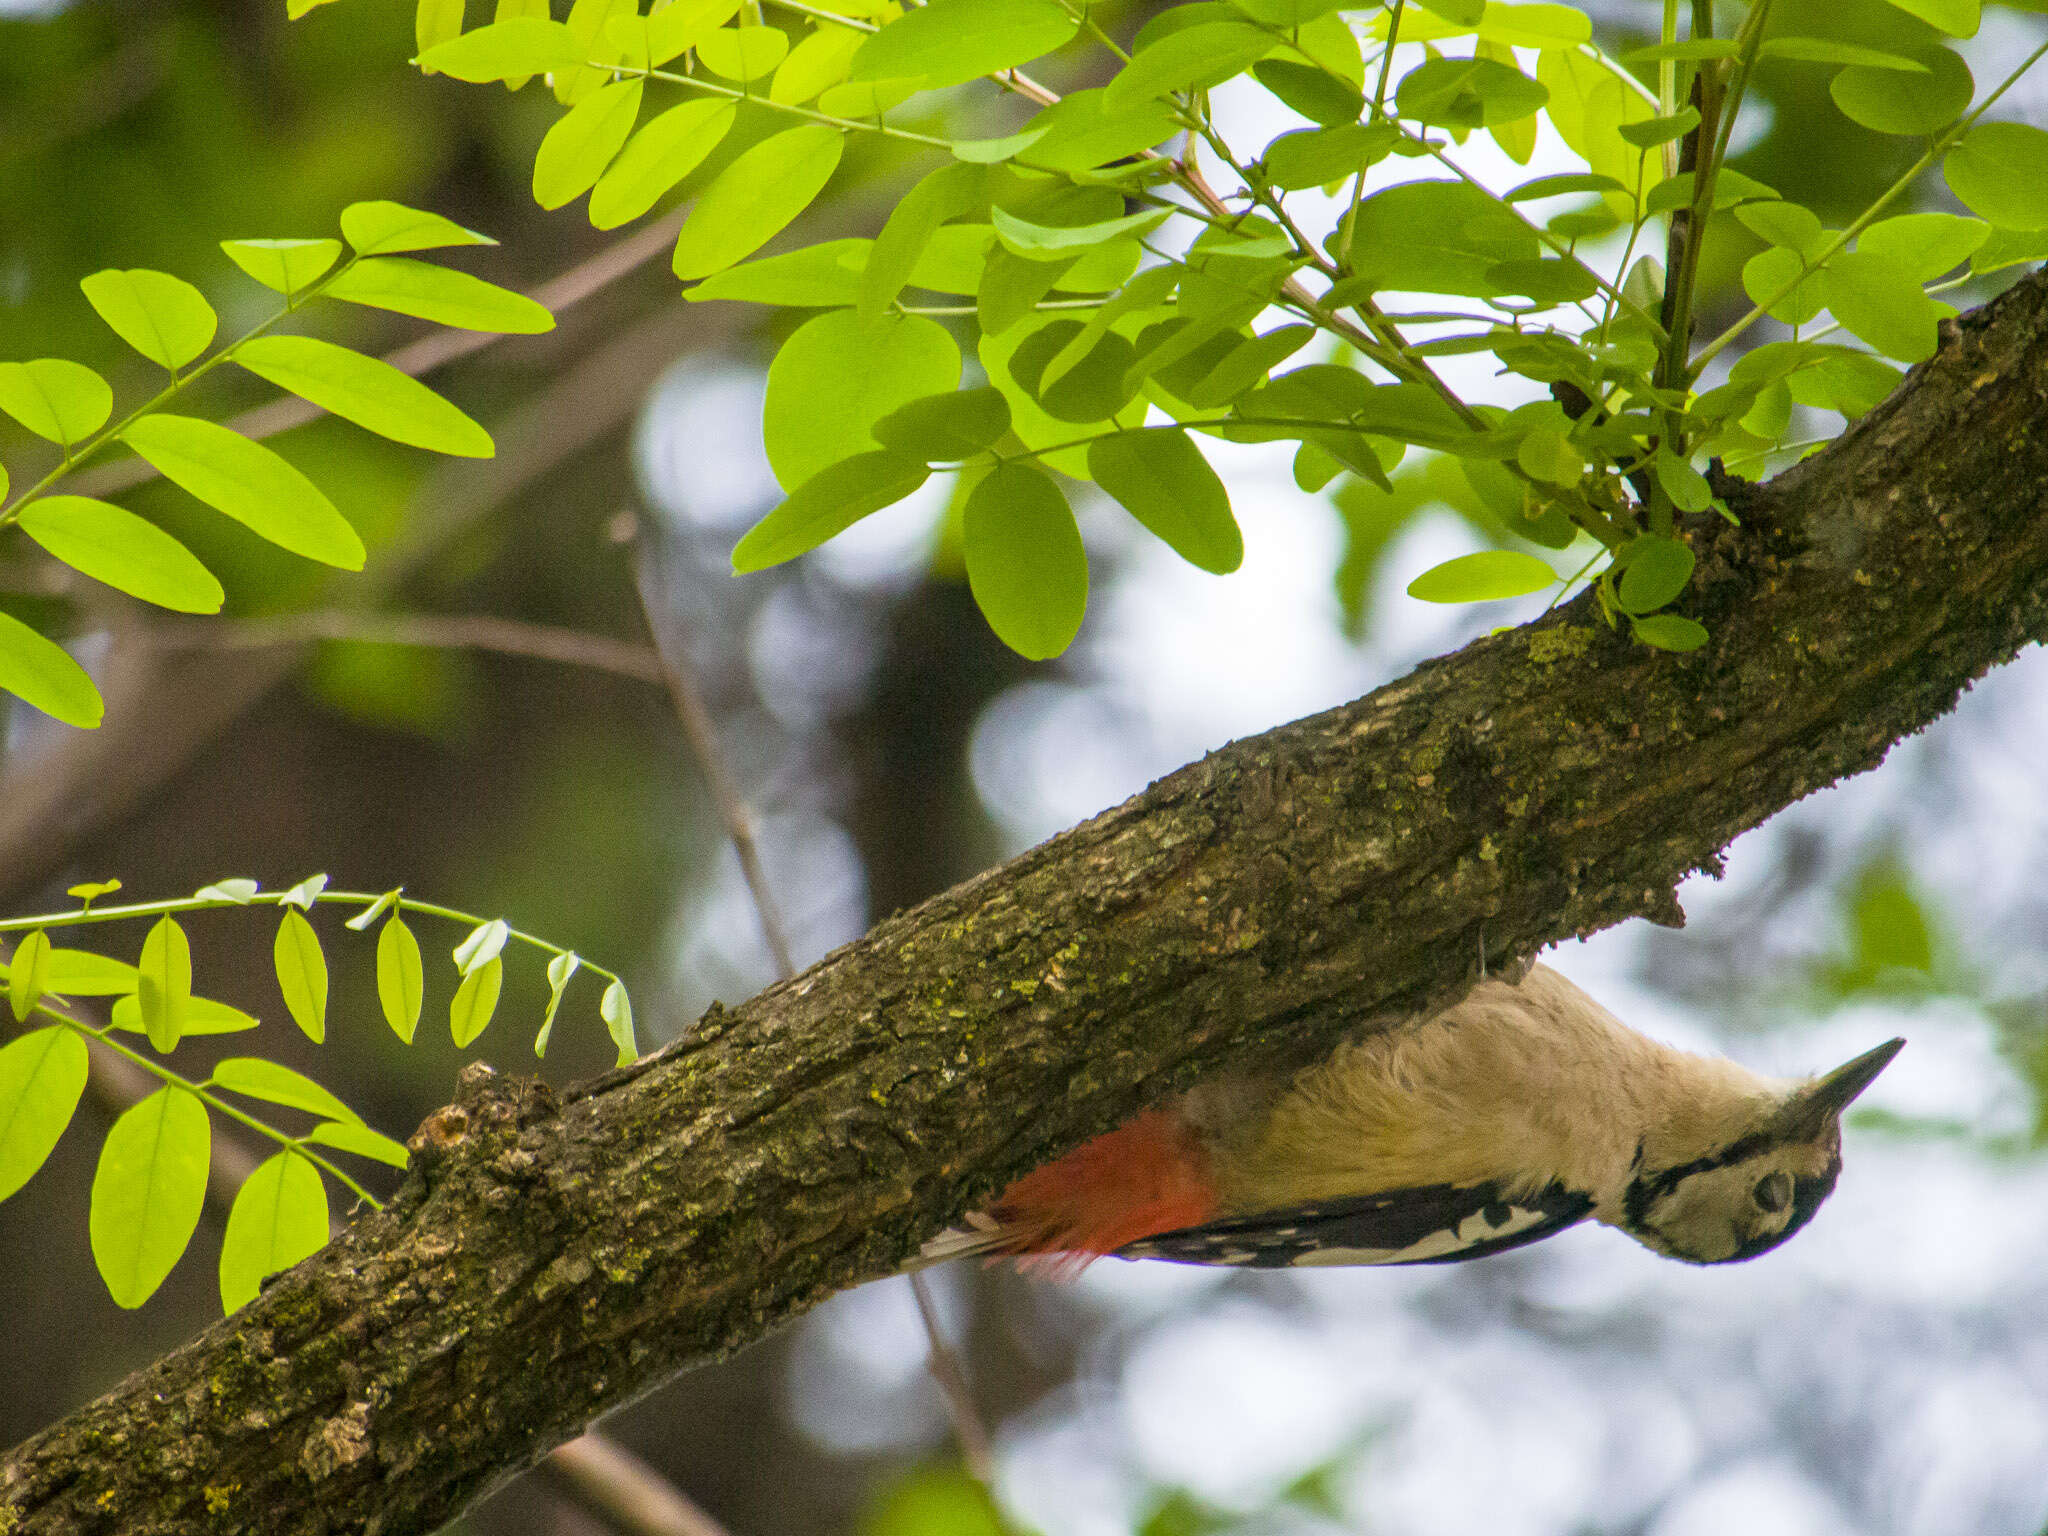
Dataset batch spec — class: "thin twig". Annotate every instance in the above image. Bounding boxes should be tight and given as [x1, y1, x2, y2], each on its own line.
[627, 533, 1000, 1484]
[629, 538, 796, 982]
[142, 611, 666, 686]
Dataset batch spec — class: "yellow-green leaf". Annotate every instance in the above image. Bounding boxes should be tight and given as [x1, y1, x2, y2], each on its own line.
[600, 978, 636, 1066]
[963, 463, 1088, 661]
[218, 1151, 328, 1313]
[0, 1026, 89, 1202]
[671, 125, 845, 281]
[80, 269, 219, 371]
[588, 98, 737, 230]
[272, 909, 328, 1043]
[0, 610, 103, 729]
[533, 78, 644, 209]
[8, 930, 51, 1023]
[325, 257, 555, 334]
[0, 359, 112, 449]
[220, 238, 343, 297]
[377, 915, 424, 1045]
[339, 200, 495, 256]
[90, 1086, 210, 1308]
[137, 916, 192, 1054]
[1088, 429, 1243, 573]
[1405, 549, 1556, 603]
[17, 495, 225, 613]
[307, 1119, 410, 1168]
[213, 1057, 359, 1123]
[450, 956, 504, 1047]
[233, 336, 494, 458]
[122, 414, 367, 569]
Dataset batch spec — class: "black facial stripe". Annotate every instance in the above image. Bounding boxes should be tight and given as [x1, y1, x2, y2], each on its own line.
[1622, 1126, 1784, 1228]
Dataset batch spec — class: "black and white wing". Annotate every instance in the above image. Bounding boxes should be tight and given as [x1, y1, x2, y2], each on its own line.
[1116, 1180, 1594, 1268]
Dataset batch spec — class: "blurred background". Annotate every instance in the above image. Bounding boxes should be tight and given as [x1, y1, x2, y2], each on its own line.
[2, 0, 2047, 1533]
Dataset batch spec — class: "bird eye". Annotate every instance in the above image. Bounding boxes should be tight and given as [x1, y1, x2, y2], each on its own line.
[1753, 1171, 1793, 1212]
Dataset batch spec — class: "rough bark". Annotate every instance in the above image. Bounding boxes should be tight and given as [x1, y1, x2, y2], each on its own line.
[6, 271, 2048, 1536]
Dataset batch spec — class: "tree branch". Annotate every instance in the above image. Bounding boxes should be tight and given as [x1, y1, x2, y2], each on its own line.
[8, 273, 2048, 1535]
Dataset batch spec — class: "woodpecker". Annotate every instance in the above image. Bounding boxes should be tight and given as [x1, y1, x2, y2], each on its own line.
[923, 963, 1903, 1270]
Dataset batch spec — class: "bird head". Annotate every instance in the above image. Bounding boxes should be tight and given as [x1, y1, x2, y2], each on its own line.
[1618, 1036, 1904, 1264]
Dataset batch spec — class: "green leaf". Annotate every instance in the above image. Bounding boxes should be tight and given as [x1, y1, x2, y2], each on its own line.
[872, 387, 1011, 462]
[110, 994, 260, 1036]
[1022, 89, 1182, 174]
[218, 1151, 328, 1314]
[1759, 37, 1931, 69]
[1252, 58, 1365, 126]
[90, 1086, 209, 1308]
[1742, 247, 1825, 326]
[1396, 56, 1548, 128]
[1616, 535, 1696, 614]
[413, 17, 584, 80]
[0, 359, 112, 448]
[731, 452, 931, 572]
[1653, 453, 1713, 515]
[863, 161, 984, 321]
[1945, 123, 2048, 231]
[377, 914, 425, 1045]
[121, 413, 368, 568]
[1971, 226, 2048, 276]
[0, 1027, 88, 1202]
[1831, 46, 1972, 135]
[536, 950, 580, 1057]
[221, 238, 345, 296]
[1877, 0, 1978, 35]
[1010, 322, 1140, 423]
[962, 462, 1087, 660]
[1734, 200, 1824, 252]
[453, 917, 510, 976]
[1473, 2, 1590, 46]
[213, 1058, 359, 1125]
[1089, 430, 1243, 574]
[684, 236, 866, 306]
[46, 947, 140, 995]
[991, 206, 1170, 258]
[763, 310, 960, 490]
[1106, 22, 1273, 112]
[1821, 249, 1941, 363]
[65, 879, 122, 906]
[137, 916, 192, 1054]
[1632, 613, 1709, 651]
[233, 336, 494, 458]
[1262, 123, 1395, 190]
[817, 78, 917, 117]
[671, 125, 845, 281]
[1343, 180, 1540, 298]
[306, 1119, 410, 1168]
[450, 956, 504, 1047]
[619, 0, 743, 65]
[589, 99, 736, 230]
[772, 22, 864, 105]
[698, 24, 789, 80]
[533, 78, 643, 209]
[80, 269, 218, 371]
[600, 979, 636, 1066]
[848, 0, 1079, 91]
[1617, 107, 1699, 148]
[950, 125, 1052, 164]
[272, 909, 328, 1044]
[17, 496, 225, 613]
[0, 609, 104, 728]
[339, 200, 495, 256]
[1620, 39, 1737, 64]
[1405, 549, 1556, 603]
[198, 878, 261, 905]
[7, 931, 50, 1023]
[1859, 213, 1989, 280]
[325, 257, 554, 334]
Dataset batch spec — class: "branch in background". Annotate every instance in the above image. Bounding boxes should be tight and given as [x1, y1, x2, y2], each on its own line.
[143, 611, 665, 686]
[630, 533, 996, 1483]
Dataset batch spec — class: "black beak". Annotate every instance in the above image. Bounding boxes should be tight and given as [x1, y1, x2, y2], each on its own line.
[1790, 1036, 1905, 1131]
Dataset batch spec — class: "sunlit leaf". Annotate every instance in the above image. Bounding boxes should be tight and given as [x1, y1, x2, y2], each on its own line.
[110, 994, 260, 1036]
[213, 1058, 358, 1126]
[1089, 430, 1242, 574]
[1617, 536, 1696, 614]
[872, 387, 1011, 462]
[197, 878, 261, 905]
[600, 979, 636, 1066]
[763, 309, 960, 490]
[233, 336, 494, 458]
[325, 257, 554, 333]
[220, 238, 343, 297]
[1945, 123, 2048, 231]
[589, 99, 737, 230]
[963, 463, 1087, 660]
[1406, 549, 1556, 603]
[536, 950, 580, 1057]
[137, 917, 192, 1054]
[0, 612, 102, 729]
[698, 24, 789, 80]
[8, 930, 50, 1024]
[450, 955, 504, 1047]
[533, 78, 644, 209]
[282, 872, 330, 909]
[847, 0, 1078, 91]
[121, 413, 366, 569]
[272, 909, 329, 1043]
[17, 496, 225, 613]
[219, 1151, 328, 1313]
[453, 918, 510, 976]
[413, 17, 584, 81]
[79, 269, 218, 371]
[307, 1119, 410, 1168]
[0, 359, 112, 448]
[1831, 46, 1972, 135]
[671, 125, 845, 281]
[377, 914, 425, 1045]
[90, 1086, 209, 1308]
[731, 452, 931, 572]
[0, 1027, 88, 1202]
[339, 200, 495, 256]
[1631, 613, 1709, 651]
[45, 947, 139, 995]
